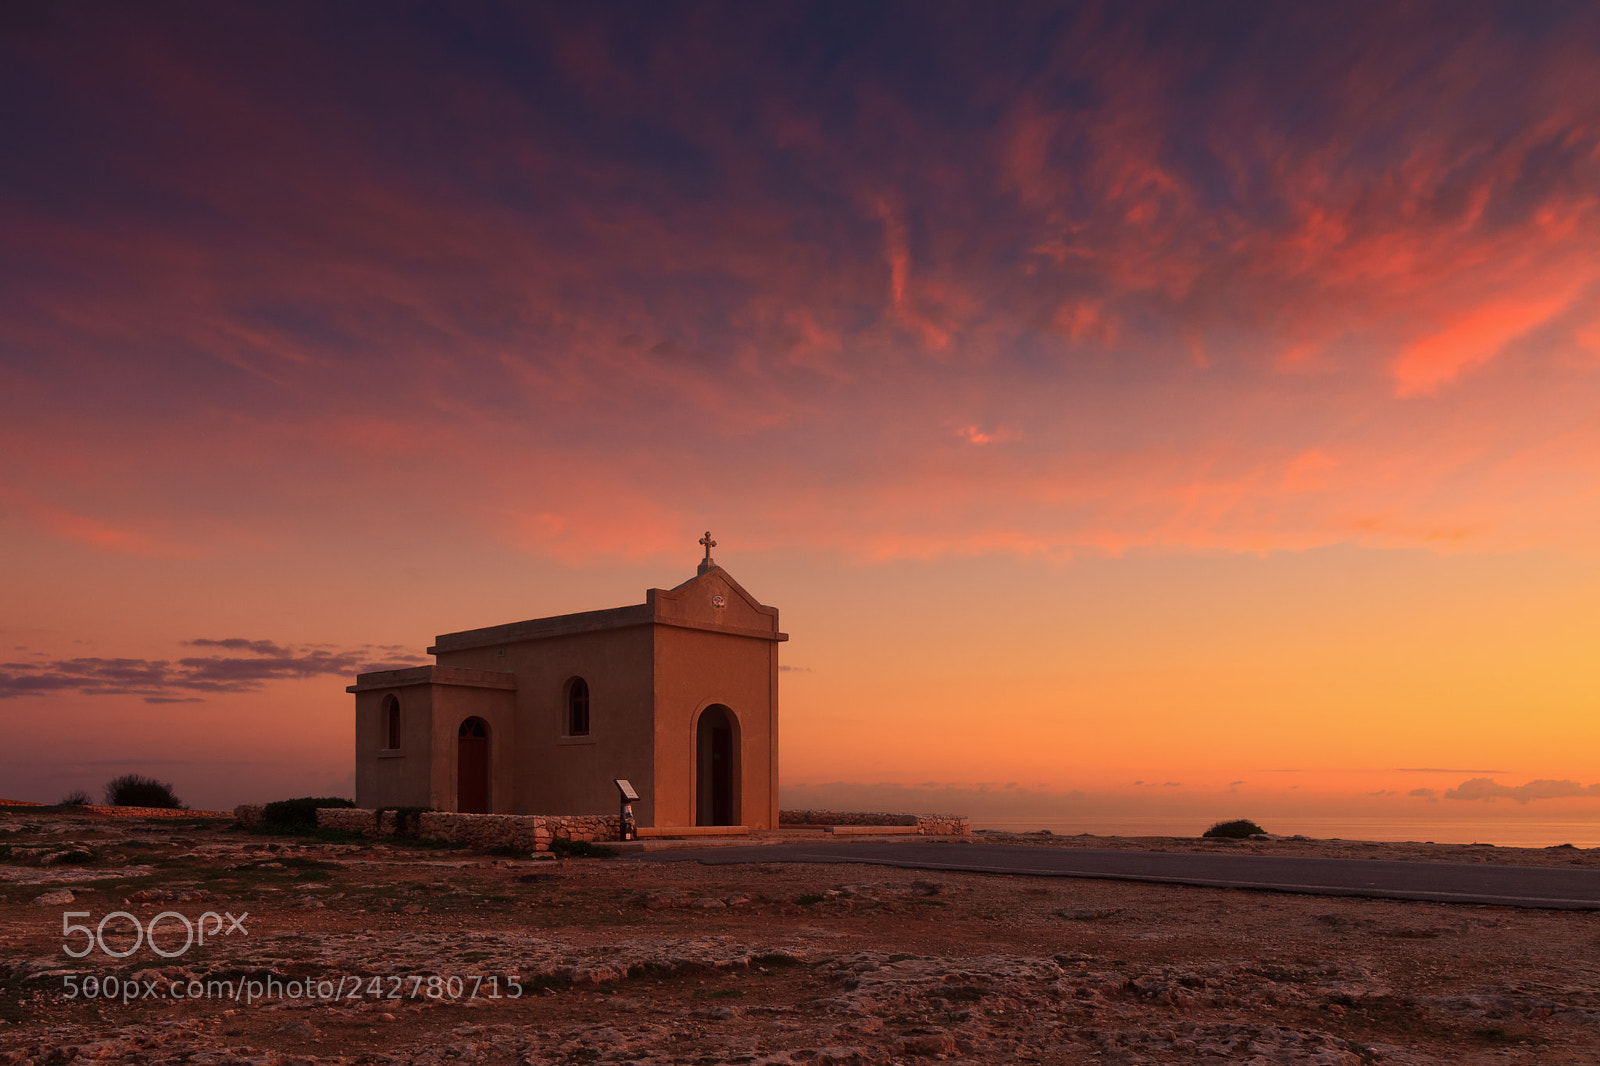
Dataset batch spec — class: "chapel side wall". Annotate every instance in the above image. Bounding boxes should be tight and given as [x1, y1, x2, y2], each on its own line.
[652, 625, 777, 829]
[429, 685, 518, 813]
[354, 687, 434, 809]
[436, 627, 655, 823]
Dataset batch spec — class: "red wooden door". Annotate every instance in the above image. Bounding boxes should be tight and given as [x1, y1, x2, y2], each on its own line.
[457, 718, 489, 813]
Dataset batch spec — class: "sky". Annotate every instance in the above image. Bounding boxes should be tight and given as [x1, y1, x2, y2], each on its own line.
[2, 2, 1599, 838]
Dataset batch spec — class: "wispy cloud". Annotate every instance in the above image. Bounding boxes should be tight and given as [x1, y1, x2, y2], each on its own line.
[0, 639, 424, 703]
[3, 5, 1600, 569]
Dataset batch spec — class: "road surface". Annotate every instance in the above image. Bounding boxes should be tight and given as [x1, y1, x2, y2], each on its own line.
[634, 840, 1600, 909]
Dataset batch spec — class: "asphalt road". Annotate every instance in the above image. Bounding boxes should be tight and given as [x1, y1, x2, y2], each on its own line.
[635, 840, 1600, 909]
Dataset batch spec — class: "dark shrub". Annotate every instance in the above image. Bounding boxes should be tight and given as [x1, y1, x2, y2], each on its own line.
[262, 796, 355, 830]
[59, 789, 92, 806]
[381, 806, 431, 837]
[548, 838, 614, 858]
[103, 774, 183, 809]
[1202, 819, 1267, 839]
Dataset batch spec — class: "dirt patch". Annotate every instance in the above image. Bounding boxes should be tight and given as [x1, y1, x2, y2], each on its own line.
[1, 811, 1597, 1063]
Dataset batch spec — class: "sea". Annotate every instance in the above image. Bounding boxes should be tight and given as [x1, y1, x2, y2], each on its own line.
[971, 817, 1600, 849]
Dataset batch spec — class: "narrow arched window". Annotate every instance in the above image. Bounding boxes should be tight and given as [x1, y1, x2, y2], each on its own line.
[567, 677, 590, 736]
[383, 694, 401, 750]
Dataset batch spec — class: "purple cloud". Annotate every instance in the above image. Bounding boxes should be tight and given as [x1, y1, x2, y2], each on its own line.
[1444, 778, 1600, 804]
[0, 639, 425, 702]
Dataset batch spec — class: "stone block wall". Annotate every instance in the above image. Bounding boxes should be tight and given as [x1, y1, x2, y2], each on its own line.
[309, 808, 620, 852]
[234, 805, 264, 828]
[54, 805, 232, 820]
[417, 813, 542, 850]
[315, 808, 400, 835]
[540, 814, 620, 843]
[780, 809, 918, 827]
[780, 809, 969, 835]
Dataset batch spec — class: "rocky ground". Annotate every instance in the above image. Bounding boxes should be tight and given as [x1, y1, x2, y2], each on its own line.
[2, 811, 1599, 1064]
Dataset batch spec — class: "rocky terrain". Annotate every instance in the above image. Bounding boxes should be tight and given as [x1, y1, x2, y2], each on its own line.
[2, 810, 1598, 1064]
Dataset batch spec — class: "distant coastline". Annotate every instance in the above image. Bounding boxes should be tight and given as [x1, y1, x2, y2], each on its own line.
[971, 817, 1600, 849]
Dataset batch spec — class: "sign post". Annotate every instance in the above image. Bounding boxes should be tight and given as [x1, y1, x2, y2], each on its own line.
[614, 778, 639, 840]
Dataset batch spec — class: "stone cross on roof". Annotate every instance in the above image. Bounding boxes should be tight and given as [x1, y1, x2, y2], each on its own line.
[697, 531, 717, 576]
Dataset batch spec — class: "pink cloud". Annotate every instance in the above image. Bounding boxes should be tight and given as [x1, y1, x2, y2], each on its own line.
[5, 5, 1600, 572]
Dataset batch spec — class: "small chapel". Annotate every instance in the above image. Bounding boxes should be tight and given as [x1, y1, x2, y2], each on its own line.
[347, 535, 785, 829]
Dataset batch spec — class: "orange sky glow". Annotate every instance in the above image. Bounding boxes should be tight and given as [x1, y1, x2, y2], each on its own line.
[2, 5, 1598, 842]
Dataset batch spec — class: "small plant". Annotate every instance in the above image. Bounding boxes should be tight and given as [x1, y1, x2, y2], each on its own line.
[261, 796, 355, 831]
[59, 790, 92, 806]
[796, 893, 825, 906]
[103, 774, 184, 809]
[1202, 819, 1267, 839]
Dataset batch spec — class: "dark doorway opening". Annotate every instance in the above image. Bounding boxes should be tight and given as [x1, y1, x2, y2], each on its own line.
[457, 717, 489, 814]
[695, 704, 739, 826]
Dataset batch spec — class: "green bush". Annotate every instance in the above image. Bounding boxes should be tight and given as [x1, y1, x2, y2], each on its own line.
[59, 790, 91, 806]
[1202, 819, 1267, 839]
[262, 796, 355, 830]
[103, 774, 184, 809]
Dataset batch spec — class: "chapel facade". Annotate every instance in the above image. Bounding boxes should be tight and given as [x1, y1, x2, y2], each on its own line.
[347, 537, 785, 829]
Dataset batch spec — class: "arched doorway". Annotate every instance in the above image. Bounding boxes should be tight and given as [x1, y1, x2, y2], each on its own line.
[695, 704, 739, 826]
[457, 717, 490, 813]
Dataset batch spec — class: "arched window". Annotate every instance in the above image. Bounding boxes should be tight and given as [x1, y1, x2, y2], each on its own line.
[383, 694, 401, 750]
[567, 677, 590, 736]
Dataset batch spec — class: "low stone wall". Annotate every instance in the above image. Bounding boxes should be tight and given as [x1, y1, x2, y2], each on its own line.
[27, 804, 231, 819]
[419, 812, 620, 850]
[309, 808, 620, 852]
[780, 809, 918, 827]
[780, 809, 969, 835]
[234, 805, 264, 828]
[315, 808, 400, 835]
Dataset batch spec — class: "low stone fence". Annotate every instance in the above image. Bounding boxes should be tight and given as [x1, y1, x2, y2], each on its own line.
[780, 809, 969, 835]
[305, 808, 620, 852]
[913, 815, 970, 836]
[418, 812, 619, 851]
[25, 805, 234, 819]
[234, 805, 265, 828]
[315, 808, 400, 835]
[781, 809, 917, 827]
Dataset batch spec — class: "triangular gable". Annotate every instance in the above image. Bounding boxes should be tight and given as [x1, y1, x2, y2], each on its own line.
[648, 566, 784, 639]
